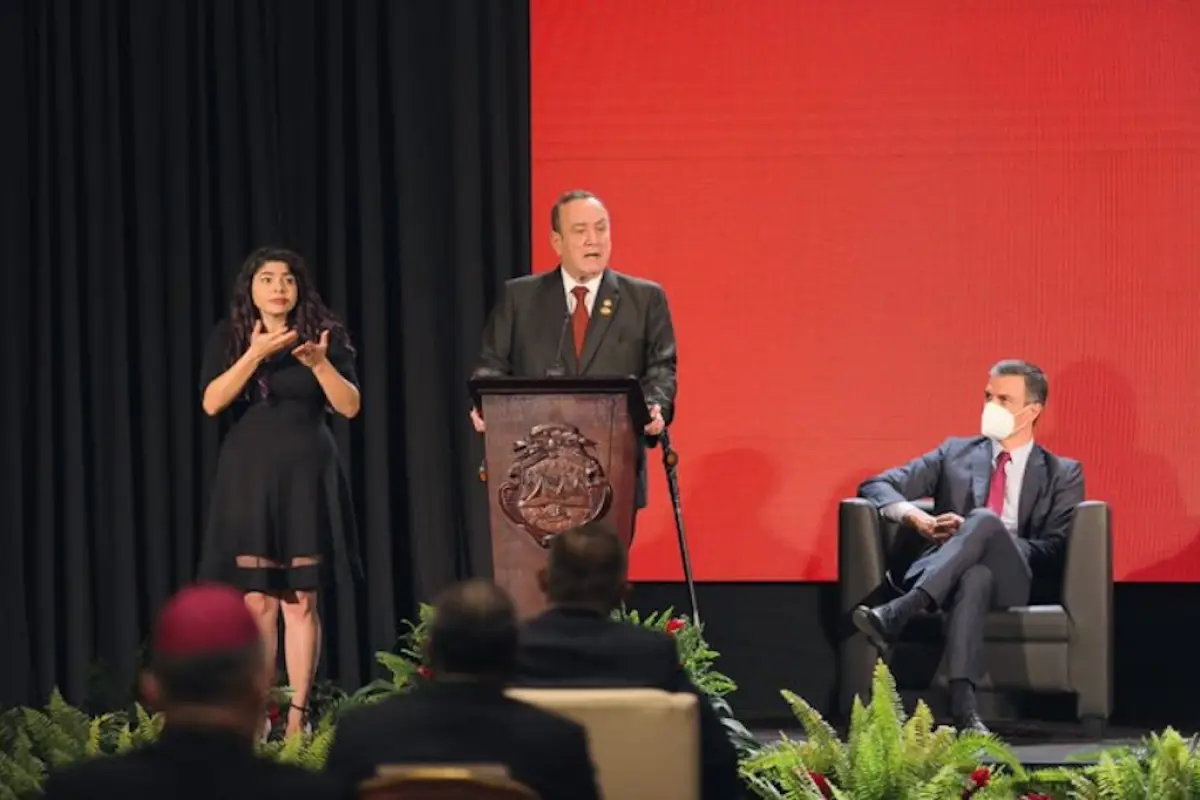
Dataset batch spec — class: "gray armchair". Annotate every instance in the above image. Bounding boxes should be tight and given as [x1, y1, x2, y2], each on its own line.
[838, 498, 1113, 737]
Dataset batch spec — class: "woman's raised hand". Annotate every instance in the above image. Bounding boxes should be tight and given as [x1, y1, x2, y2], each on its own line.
[248, 319, 299, 361]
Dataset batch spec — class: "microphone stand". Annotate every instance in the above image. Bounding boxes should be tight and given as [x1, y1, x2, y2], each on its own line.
[656, 427, 701, 626]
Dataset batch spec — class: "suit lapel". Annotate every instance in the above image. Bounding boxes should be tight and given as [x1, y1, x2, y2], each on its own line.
[578, 269, 620, 374]
[970, 440, 993, 509]
[1018, 444, 1048, 536]
[537, 269, 577, 374]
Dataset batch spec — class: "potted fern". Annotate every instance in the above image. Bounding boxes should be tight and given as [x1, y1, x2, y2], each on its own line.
[1030, 727, 1200, 799]
[0, 689, 336, 799]
[741, 659, 1048, 799]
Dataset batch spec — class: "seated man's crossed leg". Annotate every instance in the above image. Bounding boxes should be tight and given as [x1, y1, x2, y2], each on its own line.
[852, 508, 1031, 733]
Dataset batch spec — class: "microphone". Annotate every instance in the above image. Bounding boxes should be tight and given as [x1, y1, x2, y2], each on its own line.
[545, 311, 572, 377]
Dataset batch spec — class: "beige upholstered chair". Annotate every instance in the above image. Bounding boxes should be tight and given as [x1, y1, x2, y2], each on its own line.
[359, 767, 538, 800]
[507, 687, 701, 800]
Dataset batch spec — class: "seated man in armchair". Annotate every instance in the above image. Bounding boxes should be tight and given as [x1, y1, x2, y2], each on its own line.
[851, 359, 1084, 733]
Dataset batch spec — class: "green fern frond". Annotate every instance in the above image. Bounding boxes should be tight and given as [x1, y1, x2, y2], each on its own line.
[46, 689, 90, 746]
[845, 694, 867, 777]
[779, 690, 848, 778]
[304, 727, 336, 770]
[867, 657, 907, 730]
[902, 699, 934, 753]
[912, 763, 971, 799]
[275, 730, 308, 765]
[1090, 750, 1147, 798]
[85, 712, 121, 756]
[20, 708, 83, 768]
[0, 726, 46, 798]
[115, 723, 134, 754]
[375, 652, 418, 686]
[130, 703, 163, 746]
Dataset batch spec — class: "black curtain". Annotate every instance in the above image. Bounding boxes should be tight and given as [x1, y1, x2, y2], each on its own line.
[0, 0, 530, 709]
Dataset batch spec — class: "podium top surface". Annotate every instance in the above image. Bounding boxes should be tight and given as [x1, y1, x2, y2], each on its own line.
[469, 375, 650, 428]
[470, 375, 642, 395]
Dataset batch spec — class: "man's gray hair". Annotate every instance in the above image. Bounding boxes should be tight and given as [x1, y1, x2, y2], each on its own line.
[550, 189, 602, 233]
[990, 359, 1048, 405]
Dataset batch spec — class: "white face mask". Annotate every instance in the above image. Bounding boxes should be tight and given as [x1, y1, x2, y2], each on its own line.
[981, 402, 1017, 441]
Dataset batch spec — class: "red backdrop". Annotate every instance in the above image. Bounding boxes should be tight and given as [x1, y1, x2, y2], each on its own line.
[529, 1, 1200, 583]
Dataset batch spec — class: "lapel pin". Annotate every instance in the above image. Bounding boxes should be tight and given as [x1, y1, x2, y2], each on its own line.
[599, 298, 614, 316]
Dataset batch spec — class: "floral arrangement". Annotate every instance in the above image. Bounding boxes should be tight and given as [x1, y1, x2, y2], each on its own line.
[741, 659, 1080, 800]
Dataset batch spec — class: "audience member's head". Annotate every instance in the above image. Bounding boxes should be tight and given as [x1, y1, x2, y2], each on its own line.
[539, 523, 629, 612]
[141, 584, 269, 738]
[426, 580, 519, 682]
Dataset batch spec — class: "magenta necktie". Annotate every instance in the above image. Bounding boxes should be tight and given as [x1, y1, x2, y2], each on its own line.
[986, 451, 1012, 515]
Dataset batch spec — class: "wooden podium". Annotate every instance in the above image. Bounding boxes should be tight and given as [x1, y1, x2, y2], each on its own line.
[469, 376, 650, 618]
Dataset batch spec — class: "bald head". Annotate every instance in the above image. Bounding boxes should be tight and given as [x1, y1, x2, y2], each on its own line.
[540, 523, 629, 611]
[427, 580, 518, 680]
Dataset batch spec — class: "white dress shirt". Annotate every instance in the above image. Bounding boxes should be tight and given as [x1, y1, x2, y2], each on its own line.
[562, 270, 602, 315]
[881, 440, 1035, 536]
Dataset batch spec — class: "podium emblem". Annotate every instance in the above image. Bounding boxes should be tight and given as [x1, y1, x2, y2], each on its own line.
[498, 423, 613, 547]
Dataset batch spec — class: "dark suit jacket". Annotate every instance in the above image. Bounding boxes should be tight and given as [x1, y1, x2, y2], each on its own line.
[324, 682, 599, 800]
[41, 726, 349, 800]
[515, 607, 741, 800]
[473, 267, 678, 506]
[858, 436, 1085, 596]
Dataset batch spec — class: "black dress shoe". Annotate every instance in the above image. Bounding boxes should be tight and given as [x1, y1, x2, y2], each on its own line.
[954, 712, 991, 735]
[851, 590, 927, 651]
[851, 605, 895, 652]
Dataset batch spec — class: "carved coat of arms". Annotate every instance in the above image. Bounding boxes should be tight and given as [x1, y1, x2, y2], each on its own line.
[498, 424, 612, 547]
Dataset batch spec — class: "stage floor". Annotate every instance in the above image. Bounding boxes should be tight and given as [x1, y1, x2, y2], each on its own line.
[754, 721, 1163, 766]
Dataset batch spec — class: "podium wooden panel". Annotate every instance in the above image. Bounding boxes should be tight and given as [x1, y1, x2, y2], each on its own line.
[470, 377, 649, 618]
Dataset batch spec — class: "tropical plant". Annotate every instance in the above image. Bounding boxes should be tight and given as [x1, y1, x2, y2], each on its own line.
[741, 659, 1052, 799]
[0, 690, 165, 800]
[0, 689, 346, 797]
[1028, 727, 1200, 799]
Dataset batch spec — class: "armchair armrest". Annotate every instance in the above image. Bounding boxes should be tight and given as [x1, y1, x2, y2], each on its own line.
[1062, 500, 1113, 720]
[838, 499, 887, 613]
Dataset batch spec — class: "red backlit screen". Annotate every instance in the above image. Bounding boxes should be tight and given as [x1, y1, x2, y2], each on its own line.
[529, 1, 1200, 582]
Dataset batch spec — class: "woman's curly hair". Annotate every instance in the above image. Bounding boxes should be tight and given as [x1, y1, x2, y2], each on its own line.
[226, 247, 354, 396]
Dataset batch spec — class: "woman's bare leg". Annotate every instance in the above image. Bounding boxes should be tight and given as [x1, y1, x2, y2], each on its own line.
[236, 555, 281, 674]
[280, 556, 321, 737]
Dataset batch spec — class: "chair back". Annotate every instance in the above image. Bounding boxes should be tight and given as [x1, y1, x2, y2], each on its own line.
[359, 767, 538, 800]
[507, 687, 700, 800]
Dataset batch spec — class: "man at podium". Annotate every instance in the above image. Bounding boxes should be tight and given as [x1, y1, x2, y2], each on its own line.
[470, 189, 678, 513]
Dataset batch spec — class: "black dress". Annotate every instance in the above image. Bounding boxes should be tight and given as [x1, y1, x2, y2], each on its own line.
[198, 319, 361, 593]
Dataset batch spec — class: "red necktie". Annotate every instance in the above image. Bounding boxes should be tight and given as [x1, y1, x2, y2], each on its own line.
[986, 451, 1012, 515]
[571, 285, 590, 357]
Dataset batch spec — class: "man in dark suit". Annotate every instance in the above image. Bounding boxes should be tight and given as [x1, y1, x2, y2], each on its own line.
[325, 580, 599, 800]
[42, 584, 348, 800]
[514, 524, 741, 800]
[851, 359, 1085, 734]
[471, 189, 678, 509]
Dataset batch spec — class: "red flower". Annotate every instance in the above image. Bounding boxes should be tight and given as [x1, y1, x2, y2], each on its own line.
[266, 704, 281, 724]
[803, 771, 831, 798]
[417, 665, 433, 680]
[1021, 795, 1052, 800]
[962, 767, 991, 797]
[665, 618, 687, 634]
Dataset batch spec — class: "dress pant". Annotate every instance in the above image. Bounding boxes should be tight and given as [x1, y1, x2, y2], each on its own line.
[903, 508, 1031, 684]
